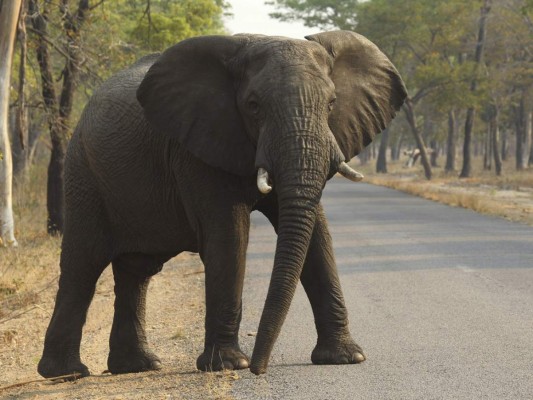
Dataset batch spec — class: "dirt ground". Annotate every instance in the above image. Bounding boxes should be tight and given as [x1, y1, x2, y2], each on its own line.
[0, 252, 237, 400]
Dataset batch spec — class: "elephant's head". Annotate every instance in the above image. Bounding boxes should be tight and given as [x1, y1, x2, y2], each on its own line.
[137, 31, 407, 374]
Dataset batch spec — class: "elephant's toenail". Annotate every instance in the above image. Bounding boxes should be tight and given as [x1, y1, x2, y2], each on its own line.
[353, 352, 365, 363]
[151, 360, 162, 370]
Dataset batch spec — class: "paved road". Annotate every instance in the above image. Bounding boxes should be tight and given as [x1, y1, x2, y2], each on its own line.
[233, 178, 533, 400]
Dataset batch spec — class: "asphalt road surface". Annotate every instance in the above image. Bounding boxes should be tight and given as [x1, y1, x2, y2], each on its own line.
[233, 178, 533, 400]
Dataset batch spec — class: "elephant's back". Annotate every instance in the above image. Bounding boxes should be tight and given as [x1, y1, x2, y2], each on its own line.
[73, 53, 161, 158]
[65, 53, 164, 204]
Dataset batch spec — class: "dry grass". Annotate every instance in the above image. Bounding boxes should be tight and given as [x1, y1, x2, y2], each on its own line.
[0, 162, 61, 322]
[354, 156, 533, 226]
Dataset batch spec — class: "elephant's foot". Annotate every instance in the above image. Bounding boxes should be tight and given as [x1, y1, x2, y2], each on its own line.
[107, 348, 162, 374]
[311, 337, 365, 365]
[38, 351, 90, 380]
[196, 344, 250, 371]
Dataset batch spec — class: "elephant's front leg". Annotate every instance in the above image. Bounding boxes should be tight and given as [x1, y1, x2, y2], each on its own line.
[301, 206, 365, 365]
[196, 204, 251, 371]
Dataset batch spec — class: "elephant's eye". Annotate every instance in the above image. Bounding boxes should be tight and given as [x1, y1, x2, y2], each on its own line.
[328, 98, 336, 112]
[248, 100, 260, 115]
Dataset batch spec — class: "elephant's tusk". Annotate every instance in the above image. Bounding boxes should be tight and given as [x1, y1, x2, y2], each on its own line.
[257, 168, 273, 194]
[338, 161, 364, 182]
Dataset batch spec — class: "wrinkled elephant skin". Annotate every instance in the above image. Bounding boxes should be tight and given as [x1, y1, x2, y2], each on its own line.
[37, 31, 406, 378]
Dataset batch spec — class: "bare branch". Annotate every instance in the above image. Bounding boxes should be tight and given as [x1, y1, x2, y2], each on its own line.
[27, 26, 70, 60]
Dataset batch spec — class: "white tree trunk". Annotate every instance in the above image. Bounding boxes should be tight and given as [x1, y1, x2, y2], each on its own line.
[0, 0, 22, 247]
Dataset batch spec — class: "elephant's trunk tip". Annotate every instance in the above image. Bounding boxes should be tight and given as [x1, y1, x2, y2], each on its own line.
[338, 162, 364, 182]
[250, 359, 268, 375]
[257, 168, 273, 194]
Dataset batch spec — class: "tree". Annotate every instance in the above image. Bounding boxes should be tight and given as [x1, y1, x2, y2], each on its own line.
[28, 0, 96, 234]
[445, 109, 458, 172]
[402, 99, 432, 179]
[376, 128, 389, 173]
[12, 0, 30, 181]
[460, 0, 492, 178]
[267, 0, 358, 29]
[482, 0, 532, 172]
[489, 104, 503, 175]
[0, 0, 22, 247]
[129, 0, 228, 51]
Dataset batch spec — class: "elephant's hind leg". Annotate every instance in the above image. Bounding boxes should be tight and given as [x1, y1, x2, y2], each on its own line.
[107, 254, 163, 374]
[38, 203, 111, 379]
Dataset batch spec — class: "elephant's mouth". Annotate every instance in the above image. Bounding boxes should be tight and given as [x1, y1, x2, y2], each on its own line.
[256, 162, 363, 194]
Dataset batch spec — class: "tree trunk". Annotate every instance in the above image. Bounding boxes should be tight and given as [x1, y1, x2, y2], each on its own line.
[29, 0, 91, 234]
[16, 0, 27, 151]
[370, 141, 376, 160]
[483, 123, 492, 170]
[460, 0, 492, 178]
[0, 0, 22, 247]
[10, 110, 26, 178]
[12, 107, 41, 181]
[515, 89, 532, 170]
[358, 146, 370, 165]
[461, 107, 475, 177]
[392, 132, 403, 161]
[403, 99, 432, 179]
[490, 106, 502, 176]
[530, 134, 533, 166]
[524, 102, 532, 168]
[30, 0, 63, 233]
[429, 139, 438, 167]
[445, 109, 456, 172]
[12, 1, 29, 182]
[376, 128, 389, 173]
[501, 128, 508, 161]
[391, 131, 403, 161]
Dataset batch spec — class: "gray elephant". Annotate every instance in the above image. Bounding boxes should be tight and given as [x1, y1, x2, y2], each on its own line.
[38, 30, 406, 378]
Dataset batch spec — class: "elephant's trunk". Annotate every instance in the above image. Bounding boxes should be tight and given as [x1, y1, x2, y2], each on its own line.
[250, 184, 320, 374]
[250, 134, 329, 375]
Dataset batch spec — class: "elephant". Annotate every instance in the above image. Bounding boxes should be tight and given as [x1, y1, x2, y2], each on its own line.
[37, 30, 406, 378]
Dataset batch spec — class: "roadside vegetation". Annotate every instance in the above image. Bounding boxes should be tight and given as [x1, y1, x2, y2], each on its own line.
[355, 156, 533, 226]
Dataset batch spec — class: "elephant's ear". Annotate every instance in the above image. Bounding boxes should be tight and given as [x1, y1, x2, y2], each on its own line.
[137, 35, 255, 176]
[306, 30, 407, 160]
